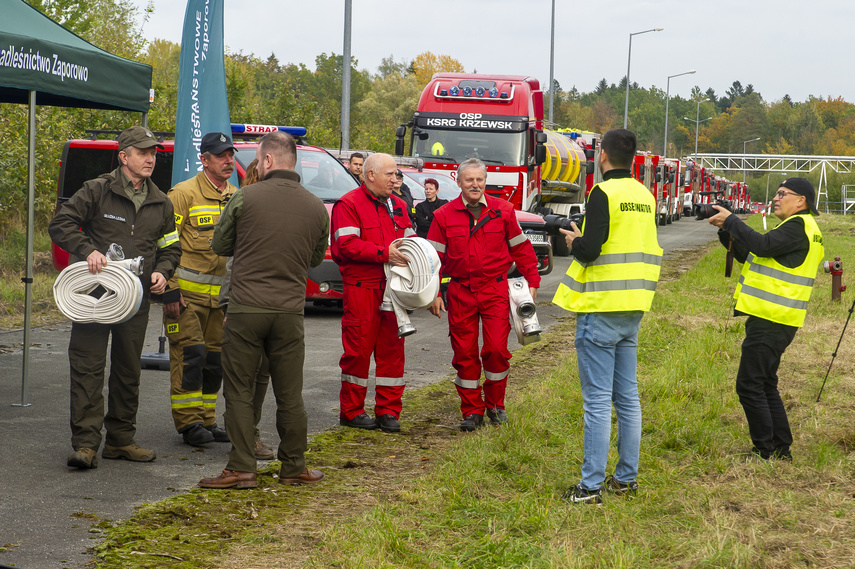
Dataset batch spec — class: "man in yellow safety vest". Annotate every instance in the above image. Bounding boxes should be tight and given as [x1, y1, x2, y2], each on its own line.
[708, 177, 824, 461]
[552, 128, 662, 504]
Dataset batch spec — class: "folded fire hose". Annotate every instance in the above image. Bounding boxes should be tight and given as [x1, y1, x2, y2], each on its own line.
[382, 237, 442, 337]
[53, 245, 144, 324]
[509, 276, 542, 345]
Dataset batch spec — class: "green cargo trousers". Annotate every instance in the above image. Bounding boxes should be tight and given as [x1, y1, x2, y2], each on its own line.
[68, 302, 150, 450]
[221, 312, 307, 475]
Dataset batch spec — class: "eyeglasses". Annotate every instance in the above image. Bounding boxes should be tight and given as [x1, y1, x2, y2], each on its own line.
[774, 190, 800, 199]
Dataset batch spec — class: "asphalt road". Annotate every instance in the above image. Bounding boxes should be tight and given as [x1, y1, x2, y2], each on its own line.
[0, 216, 720, 569]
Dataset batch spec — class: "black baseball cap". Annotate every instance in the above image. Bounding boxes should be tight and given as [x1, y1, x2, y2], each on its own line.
[780, 178, 819, 215]
[200, 132, 235, 155]
[117, 126, 164, 152]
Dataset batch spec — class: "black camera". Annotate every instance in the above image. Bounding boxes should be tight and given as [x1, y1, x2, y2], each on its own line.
[693, 199, 732, 220]
[542, 213, 584, 235]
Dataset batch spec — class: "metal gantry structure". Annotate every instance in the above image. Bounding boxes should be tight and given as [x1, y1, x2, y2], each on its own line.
[692, 153, 855, 212]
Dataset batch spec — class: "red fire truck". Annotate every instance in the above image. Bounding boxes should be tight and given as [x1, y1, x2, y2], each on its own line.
[51, 123, 354, 307]
[631, 154, 684, 225]
[394, 73, 595, 255]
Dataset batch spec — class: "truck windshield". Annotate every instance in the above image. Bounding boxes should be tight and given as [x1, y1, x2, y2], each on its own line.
[412, 129, 526, 167]
[235, 148, 359, 202]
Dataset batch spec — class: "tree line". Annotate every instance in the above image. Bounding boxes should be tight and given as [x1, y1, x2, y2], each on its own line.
[3, 0, 855, 237]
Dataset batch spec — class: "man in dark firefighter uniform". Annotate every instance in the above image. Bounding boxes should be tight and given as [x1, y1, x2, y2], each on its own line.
[428, 158, 541, 431]
[709, 178, 824, 461]
[163, 132, 238, 447]
[49, 126, 181, 469]
[552, 128, 662, 504]
[331, 153, 415, 433]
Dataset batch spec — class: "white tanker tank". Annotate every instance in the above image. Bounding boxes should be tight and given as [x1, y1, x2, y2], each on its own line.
[538, 129, 596, 212]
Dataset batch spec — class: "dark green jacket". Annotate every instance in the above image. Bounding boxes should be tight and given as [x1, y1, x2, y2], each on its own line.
[49, 166, 182, 297]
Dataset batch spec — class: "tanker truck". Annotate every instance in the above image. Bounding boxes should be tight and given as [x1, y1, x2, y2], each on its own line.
[394, 73, 596, 256]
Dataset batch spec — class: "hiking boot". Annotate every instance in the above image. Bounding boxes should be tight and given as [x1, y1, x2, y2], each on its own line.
[182, 422, 215, 447]
[563, 484, 602, 505]
[205, 423, 230, 443]
[198, 469, 257, 489]
[751, 447, 773, 460]
[279, 468, 325, 485]
[375, 414, 401, 433]
[460, 414, 484, 432]
[67, 447, 98, 469]
[339, 413, 378, 430]
[255, 430, 276, 460]
[102, 442, 156, 462]
[485, 408, 509, 425]
[771, 448, 793, 461]
[604, 475, 638, 497]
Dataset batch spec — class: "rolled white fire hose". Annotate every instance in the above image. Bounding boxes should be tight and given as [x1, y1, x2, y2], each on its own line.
[53, 258, 144, 324]
[382, 237, 442, 337]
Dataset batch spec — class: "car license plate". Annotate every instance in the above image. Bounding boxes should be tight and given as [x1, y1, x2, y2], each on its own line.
[526, 233, 546, 244]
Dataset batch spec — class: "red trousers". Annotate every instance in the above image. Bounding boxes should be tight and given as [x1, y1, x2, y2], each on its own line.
[447, 279, 511, 417]
[339, 286, 405, 420]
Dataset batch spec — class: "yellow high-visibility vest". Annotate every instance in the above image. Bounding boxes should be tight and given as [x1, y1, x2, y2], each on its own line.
[734, 213, 824, 327]
[552, 176, 662, 313]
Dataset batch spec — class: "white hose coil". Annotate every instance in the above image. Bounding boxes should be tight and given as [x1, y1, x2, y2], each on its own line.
[53, 260, 144, 324]
[383, 237, 442, 336]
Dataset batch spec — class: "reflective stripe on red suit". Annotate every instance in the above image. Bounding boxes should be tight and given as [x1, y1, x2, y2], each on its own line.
[331, 184, 415, 420]
[427, 195, 541, 417]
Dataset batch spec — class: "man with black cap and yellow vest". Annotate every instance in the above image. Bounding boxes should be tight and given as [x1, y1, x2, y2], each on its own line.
[50, 125, 181, 469]
[552, 128, 662, 504]
[708, 177, 824, 461]
[163, 132, 238, 447]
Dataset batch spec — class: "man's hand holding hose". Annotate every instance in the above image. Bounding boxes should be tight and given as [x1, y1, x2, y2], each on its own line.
[388, 239, 410, 267]
[87, 250, 108, 274]
[88, 249, 168, 296]
[431, 285, 537, 319]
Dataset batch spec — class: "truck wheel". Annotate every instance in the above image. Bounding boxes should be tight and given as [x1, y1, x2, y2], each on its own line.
[552, 234, 570, 257]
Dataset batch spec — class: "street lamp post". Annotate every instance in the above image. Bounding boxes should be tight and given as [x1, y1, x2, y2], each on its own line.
[683, 98, 711, 158]
[743, 137, 761, 182]
[663, 69, 695, 157]
[623, 27, 664, 129]
[548, 0, 555, 124]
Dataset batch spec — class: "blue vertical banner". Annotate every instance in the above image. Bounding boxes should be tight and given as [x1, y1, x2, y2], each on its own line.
[171, 0, 237, 188]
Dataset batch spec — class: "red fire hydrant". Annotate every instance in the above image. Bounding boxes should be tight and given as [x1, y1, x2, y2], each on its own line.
[823, 256, 846, 301]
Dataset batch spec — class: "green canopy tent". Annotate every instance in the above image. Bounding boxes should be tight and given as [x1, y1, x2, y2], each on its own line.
[0, 0, 153, 406]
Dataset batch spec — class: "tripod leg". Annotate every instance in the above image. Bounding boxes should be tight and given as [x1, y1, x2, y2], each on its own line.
[816, 295, 855, 402]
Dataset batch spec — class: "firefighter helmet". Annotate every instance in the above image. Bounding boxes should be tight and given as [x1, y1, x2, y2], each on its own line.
[431, 142, 445, 156]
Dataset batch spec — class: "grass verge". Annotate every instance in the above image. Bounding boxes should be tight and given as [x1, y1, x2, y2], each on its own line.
[89, 214, 855, 568]
[0, 226, 63, 329]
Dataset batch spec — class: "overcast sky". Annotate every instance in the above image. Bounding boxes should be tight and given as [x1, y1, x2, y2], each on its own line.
[131, 0, 852, 105]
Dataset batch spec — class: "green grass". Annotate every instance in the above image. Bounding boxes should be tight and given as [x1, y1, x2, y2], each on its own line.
[306, 214, 855, 569]
[0, 224, 61, 327]
[88, 213, 855, 568]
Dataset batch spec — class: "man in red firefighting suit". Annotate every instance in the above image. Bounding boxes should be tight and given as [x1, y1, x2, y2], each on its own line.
[331, 153, 416, 433]
[428, 158, 540, 431]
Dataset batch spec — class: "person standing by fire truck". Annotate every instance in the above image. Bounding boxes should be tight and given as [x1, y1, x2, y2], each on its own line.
[331, 153, 415, 433]
[163, 132, 237, 447]
[428, 158, 540, 431]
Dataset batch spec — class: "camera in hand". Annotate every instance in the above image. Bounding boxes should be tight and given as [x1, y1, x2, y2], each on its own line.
[693, 199, 732, 220]
[542, 212, 585, 235]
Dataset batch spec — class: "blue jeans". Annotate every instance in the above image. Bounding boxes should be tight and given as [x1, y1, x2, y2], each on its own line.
[575, 311, 644, 490]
